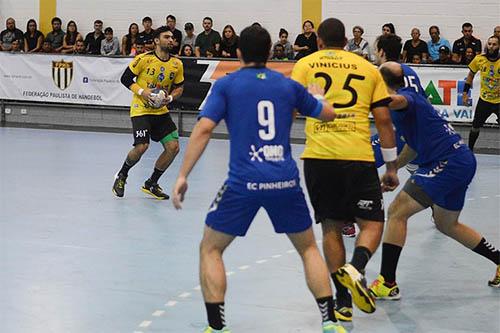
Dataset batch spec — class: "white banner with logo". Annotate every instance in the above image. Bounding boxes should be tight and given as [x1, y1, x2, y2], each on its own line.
[0, 53, 496, 124]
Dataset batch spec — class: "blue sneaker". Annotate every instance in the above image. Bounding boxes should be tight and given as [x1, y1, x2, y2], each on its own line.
[322, 320, 347, 333]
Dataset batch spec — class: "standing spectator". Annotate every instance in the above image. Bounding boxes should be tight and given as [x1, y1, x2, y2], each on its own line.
[271, 43, 288, 60]
[293, 20, 318, 60]
[427, 25, 451, 62]
[180, 44, 194, 57]
[10, 39, 22, 52]
[271, 28, 294, 59]
[101, 27, 119, 55]
[220, 24, 239, 58]
[166, 15, 182, 55]
[495, 26, 500, 39]
[194, 17, 221, 57]
[0, 18, 24, 51]
[45, 17, 65, 53]
[139, 17, 155, 51]
[24, 19, 44, 53]
[181, 22, 195, 50]
[122, 23, 139, 55]
[463, 47, 476, 65]
[84, 20, 104, 55]
[73, 39, 86, 54]
[382, 23, 395, 36]
[435, 45, 453, 64]
[402, 28, 429, 63]
[452, 23, 482, 64]
[61, 21, 82, 54]
[345, 25, 371, 61]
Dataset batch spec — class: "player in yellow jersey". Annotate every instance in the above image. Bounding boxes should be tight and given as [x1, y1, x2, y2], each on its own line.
[112, 26, 184, 199]
[462, 35, 499, 152]
[291, 18, 399, 320]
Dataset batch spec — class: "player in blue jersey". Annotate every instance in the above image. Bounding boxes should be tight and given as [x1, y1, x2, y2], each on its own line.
[172, 26, 347, 333]
[368, 62, 500, 300]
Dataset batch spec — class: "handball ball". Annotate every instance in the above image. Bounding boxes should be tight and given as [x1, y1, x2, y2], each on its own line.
[149, 88, 166, 108]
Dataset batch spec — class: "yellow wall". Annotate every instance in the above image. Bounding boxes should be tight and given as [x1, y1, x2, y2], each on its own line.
[39, 0, 56, 35]
[302, 0, 322, 30]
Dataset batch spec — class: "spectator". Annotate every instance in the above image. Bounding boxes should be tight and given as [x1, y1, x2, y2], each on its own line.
[61, 20, 82, 54]
[382, 23, 395, 36]
[402, 28, 429, 63]
[84, 20, 104, 55]
[451, 52, 461, 64]
[139, 16, 155, 51]
[101, 27, 119, 55]
[10, 39, 22, 52]
[427, 25, 451, 62]
[463, 47, 476, 65]
[271, 43, 288, 60]
[0, 17, 24, 51]
[41, 39, 54, 53]
[73, 39, 86, 54]
[271, 28, 294, 59]
[293, 20, 318, 60]
[121, 23, 139, 55]
[45, 17, 65, 53]
[24, 19, 44, 53]
[181, 22, 195, 51]
[134, 39, 145, 55]
[166, 15, 182, 54]
[495, 26, 500, 39]
[220, 24, 239, 58]
[345, 25, 371, 60]
[435, 45, 453, 64]
[205, 47, 216, 58]
[180, 44, 194, 57]
[411, 54, 422, 64]
[452, 23, 482, 64]
[194, 17, 221, 57]
[251, 22, 262, 27]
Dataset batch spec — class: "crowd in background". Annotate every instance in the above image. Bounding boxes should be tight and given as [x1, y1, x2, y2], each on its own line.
[1, 15, 499, 65]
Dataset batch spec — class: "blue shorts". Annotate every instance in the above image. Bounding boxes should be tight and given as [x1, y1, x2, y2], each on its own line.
[371, 133, 407, 168]
[410, 150, 476, 211]
[205, 183, 312, 237]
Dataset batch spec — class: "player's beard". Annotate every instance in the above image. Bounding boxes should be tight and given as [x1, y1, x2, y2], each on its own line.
[160, 44, 173, 53]
[486, 48, 499, 61]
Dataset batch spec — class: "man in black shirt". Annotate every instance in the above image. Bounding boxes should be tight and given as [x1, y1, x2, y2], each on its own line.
[84, 20, 104, 55]
[195, 17, 221, 57]
[0, 18, 24, 51]
[166, 15, 182, 55]
[402, 28, 429, 63]
[452, 23, 482, 64]
[139, 16, 155, 51]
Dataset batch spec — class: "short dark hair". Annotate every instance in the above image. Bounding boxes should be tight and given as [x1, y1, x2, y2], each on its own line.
[104, 27, 113, 34]
[251, 22, 262, 27]
[94, 20, 103, 25]
[383, 23, 395, 34]
[153, 26, 170, 39]
[167, 15, 176, 21]
[239, 25, 271, 63]
[184, 22, 194, 30]
[203, 17, 213, 23]
[317, 18, 346, 47]
[142, 16, 152, 23]
[353, 25, 364, 34]
[376, 34, 402, 61]
[429, 25, 440, 34]
[279, 28, 288, 37]
[380, 65, 404, 90]
[303, 20, 314, 29]
[51, 17, 61, 24]
[462, 22, 473, 30]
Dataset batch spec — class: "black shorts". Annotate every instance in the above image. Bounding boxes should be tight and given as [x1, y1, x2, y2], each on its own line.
[131, 113, 177, 145]
[472, 98, 499, 128]
[303, 159, 385, 223]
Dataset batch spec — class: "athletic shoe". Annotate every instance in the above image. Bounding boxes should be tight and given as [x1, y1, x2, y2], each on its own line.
[141, 179, 170, 200]
[322, 320, 347, 333]
[369, 275, 401, 300]
[112, 173, 127, 197]
[342, 222, 356, 238]
[334, 294, 353, 322]
[488, 265, 500, 288]
[335, 264, 376, 313]
[203, 327, 231, 333]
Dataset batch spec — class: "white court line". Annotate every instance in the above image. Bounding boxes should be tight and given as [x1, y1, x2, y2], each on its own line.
[286, 249, 296, 254]
[193, 285, 201, 291]
[152, 310, 165, 317]
[495, 194, 500, 198]
[256, 259, 267, 264]
[165, 300, 178, 307]
[226, 271, 235, 276]
[133, 331, 144, 333]
[178, 292, 191, 298]
[138, 321, 152, 328]
[271, 254, 282, 258]
[467, 198, 475, 201]
[480, 196, 489, 199]
[238, 265, 250, 270]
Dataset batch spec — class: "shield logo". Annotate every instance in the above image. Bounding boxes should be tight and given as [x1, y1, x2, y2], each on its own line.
[52, 60, 74, 90]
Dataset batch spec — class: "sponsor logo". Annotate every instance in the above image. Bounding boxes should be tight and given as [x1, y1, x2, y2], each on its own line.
[169, 72, 175, 80]
[158, 73, 165, 82]
[314, 121, 355, 133]
[83, 77, 89, 83]
[52, 60, 73, 90]
[246, 180, 297, 191]
[135, 129, 148, 138]
[357, 199, 373, 210]
[249, 144, 284, 162]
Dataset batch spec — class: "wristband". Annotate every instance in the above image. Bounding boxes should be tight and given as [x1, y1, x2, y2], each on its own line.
[166, 95, 174, 104]
[313, 94, 325, 101]
[137, 88, 144, 96]
[463, 83, 471, 94]
[381, 147, 397, 162]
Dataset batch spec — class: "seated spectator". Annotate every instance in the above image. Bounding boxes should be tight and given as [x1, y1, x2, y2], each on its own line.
[205, 47, 216, 58]
[402, 28, 429, 63]
[41, 39, 54, 53]
[0, 17, 24, 51]
[434, 45, 453, 64]
[427, 25, 450, 62]
[463, 47, 476, 65]
[122, 23, 139, 55]
[271, 44, 288, 60]
[411, 54, 422, 64]
[139, 16, 154, 51]
[382, 23, 395, 36]
[84, 20, 104, 55]
[293, 20, 318, 60]
[251, 22, 262, 27]
[62, 20, 83, 54]
[220, 24, 238, 58]
[180, 44, 194, 57]
[451, 52, 461, 64]
[195, 17, 221, 57]
[10, 39, 23, 52]
[133, 39, 145, 55]
[452, 22, 482, 64]
[271, 28, 294, 59]
[181, 22, 195, 51]
[24, 19, 44, 53]
[345, 25, 371, 60]
[166, 15, 182, 55]
[73, 39, 86, 54]
[101, 27, 119, 55]
[45, 17, 65, 53]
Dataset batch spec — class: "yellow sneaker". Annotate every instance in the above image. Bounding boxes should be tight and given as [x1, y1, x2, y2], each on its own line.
[322, 320, 347, 333]
[335, 264, 376, 313]
[488, 265, 500, 288]
[203, 327, 231, 333]
[369, 275, 401, 300]
[334, 306, 353, 322]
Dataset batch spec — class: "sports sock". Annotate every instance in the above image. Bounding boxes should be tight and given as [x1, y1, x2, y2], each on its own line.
[205, 302, 225, 330]
[350, 246, 372, 272]
[473, 238, 500, 265]
[118, 156, 139, 177]
[332, 273, 350, 306]
[316, 296, 336, 322]
[149, 167, 165, 184]
[468, 130, 480, 151]
[380, 243, 402, 284]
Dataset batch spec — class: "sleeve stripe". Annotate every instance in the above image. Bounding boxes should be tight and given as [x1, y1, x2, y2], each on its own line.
[370, 97, 392, 110]
[309, 100, 323, 118]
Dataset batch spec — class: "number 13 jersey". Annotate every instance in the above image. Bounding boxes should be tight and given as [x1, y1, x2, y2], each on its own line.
[292, 49, 391, 161]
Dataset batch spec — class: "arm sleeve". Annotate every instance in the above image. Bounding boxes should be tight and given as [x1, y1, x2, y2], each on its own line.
[112, 38, 119, 55]
[100, 40, 106, 55]
[128, 55, 143, 75]
[468, 56, 479, 73]
[452, 40, 459, 54]
[395, 91, 415, 115]
[120, 67, 136, 88]
[292, 80, 322, 118]
[370, 70, 392, 109]
[198, 80, 227, 124]
[173, 61, 185, 85]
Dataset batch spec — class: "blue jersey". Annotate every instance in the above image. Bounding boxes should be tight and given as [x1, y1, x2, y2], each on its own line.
[199, 67, 322, 192]
[401, 64, 426, 98]
[391, 89, 468, 165]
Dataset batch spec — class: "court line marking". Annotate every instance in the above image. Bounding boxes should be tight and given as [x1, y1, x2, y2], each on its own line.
[138, 321, 152, 328]
[152, 310, 165, 317]
[165, 300, 177, 307]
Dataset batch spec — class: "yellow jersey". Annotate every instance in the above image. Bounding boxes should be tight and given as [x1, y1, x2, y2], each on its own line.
[468, 54, 500, 104]
[292, 49, 391, 161]
[129, 51, 184, 117]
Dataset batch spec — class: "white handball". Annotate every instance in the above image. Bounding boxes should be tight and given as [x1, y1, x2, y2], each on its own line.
[149, 88, 166, 108]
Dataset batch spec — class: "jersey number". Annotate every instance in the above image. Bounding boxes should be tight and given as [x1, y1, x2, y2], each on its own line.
[257, 100, 275, 140]
[404, 75, 419, 93]
[146, 67, 156, 75]
[314, 72, 365, 108]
